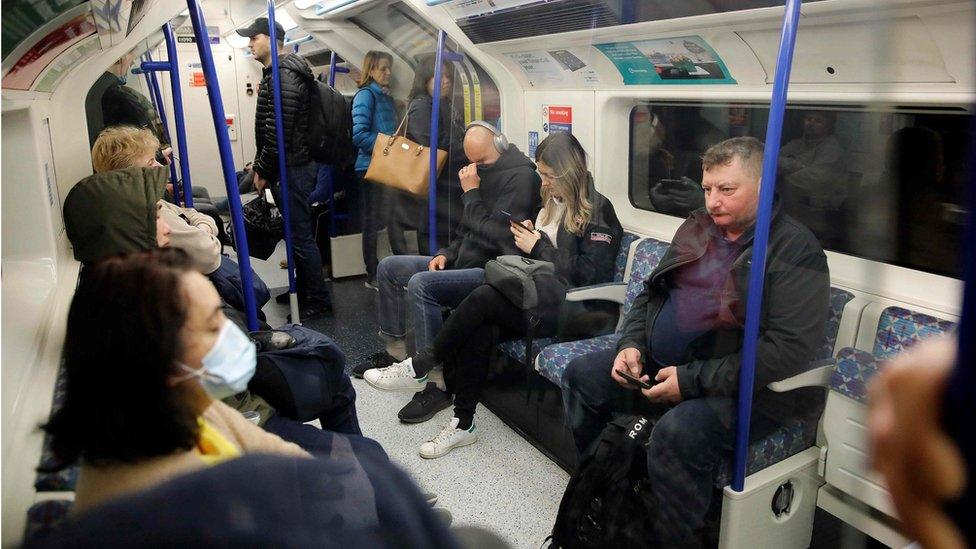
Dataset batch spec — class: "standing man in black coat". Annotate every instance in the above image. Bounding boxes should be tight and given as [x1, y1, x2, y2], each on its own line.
[238, 17, 332, 319]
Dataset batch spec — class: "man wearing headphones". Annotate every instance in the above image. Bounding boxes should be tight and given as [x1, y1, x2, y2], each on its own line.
[355, 122, 541, 377]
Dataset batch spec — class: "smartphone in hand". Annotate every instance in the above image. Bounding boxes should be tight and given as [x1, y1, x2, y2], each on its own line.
[616, 369, 654, 390]
[501, 210, 528, 231]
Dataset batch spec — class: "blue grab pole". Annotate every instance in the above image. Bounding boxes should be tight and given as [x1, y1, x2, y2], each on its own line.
[163, 23, 194, 208]
[138, 54, 181, 199]
[731, 0, 802, 493]
[267, 0, 301, 323]
[185, 0, 259, 331]
[327, 51, 350, 88]
[428, 32, 463, 253]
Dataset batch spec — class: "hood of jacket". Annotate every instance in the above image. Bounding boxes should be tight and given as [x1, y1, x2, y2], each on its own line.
[63, 167, 168, 264]
[478, 144, 535, 176]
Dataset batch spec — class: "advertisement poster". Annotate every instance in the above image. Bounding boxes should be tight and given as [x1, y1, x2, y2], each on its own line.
[505, 49, 600, 87]
[528, 131, 539, 158]
[2, 12, 98, 91]
[595, 35, 735, 85]
[543, 105, 572, 135]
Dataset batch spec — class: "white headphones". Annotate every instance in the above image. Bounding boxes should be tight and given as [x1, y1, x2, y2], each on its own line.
[465, 121, 509, 153]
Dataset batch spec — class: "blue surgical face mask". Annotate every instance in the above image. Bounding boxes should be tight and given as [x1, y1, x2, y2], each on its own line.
[174, 320, 257, 400]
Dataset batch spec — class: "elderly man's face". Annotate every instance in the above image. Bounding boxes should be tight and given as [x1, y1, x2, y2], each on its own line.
[701, 156, 759, 236]
[802, 113, 830, 140]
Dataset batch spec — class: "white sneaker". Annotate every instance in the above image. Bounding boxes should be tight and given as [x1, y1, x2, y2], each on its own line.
[419, 418, 478, 459]
[364, 357, 426, 392]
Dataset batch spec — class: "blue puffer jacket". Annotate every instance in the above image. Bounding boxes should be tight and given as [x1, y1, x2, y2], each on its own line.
[351, 82, 397, 173]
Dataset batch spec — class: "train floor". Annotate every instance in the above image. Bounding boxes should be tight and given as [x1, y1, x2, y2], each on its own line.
[242, 243, 569, 548]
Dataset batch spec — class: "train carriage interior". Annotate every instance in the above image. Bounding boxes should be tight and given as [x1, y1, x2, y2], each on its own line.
[2, 0, 973, 547]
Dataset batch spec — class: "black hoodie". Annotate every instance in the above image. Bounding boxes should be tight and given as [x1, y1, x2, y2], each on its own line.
[436, 145, 541, 269]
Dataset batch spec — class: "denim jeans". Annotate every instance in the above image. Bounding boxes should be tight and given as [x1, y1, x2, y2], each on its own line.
[562, 349, 778, 547]
[279, 162, 331, 306]
[263, 415, 384, 460]
[376, 254, 485, 352]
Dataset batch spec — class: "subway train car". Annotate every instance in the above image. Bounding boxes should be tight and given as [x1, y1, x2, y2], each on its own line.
[3, 0, 973, 547]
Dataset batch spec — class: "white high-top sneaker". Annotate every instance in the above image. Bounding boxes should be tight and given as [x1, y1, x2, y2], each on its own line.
[419, 417, 478, 459]
[364, 357, 426, 392]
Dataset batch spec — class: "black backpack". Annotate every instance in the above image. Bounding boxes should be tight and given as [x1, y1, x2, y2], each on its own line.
[549, 415, 657, 549]
[306, 77, 355, 167]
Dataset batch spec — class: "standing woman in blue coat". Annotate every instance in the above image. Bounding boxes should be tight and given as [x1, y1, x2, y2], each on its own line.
[352, 51, 403, 288]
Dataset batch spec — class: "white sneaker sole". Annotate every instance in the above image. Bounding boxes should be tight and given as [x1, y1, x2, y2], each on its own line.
[419, 433, 478, 459]
[364, 376, 426, 393]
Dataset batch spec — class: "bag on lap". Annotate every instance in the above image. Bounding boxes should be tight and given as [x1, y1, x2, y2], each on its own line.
[549, 415, 657, 549]
[239, 193, 282, 260]
[485, 256, 567, 311]
[364, 115, 447, 197]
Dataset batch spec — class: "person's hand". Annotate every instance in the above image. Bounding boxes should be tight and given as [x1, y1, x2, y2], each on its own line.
[611, 348, 643, 388]
[428, 255, 447, 271]
[161, 147, 173, 165]
[643, 366, 682, 404]
[511, 220, 540, 254]
[459, 163, 481, 192]
[253, 172, 267, 194]
[868, 336, 967, 549]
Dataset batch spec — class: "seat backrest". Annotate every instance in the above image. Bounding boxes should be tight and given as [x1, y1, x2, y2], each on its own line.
[873, 305, 956, 360]
[613, 232, 640, 283]
[816, 288, 856, 361]
[622, 238, 670, 316]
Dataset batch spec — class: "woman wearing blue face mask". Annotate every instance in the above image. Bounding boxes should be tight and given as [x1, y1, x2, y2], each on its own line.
[41, 249, 310, 514]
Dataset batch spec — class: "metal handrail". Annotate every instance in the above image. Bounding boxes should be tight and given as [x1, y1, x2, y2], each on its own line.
[186, 0, 260, 331]
[731, 0, 802, 493]
[427, 31, 463, 253]
[267, 0, 301, 324]
[137, 52, 180, 200]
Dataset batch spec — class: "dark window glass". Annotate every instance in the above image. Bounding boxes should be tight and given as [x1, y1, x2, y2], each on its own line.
[629, 103, 971, 277]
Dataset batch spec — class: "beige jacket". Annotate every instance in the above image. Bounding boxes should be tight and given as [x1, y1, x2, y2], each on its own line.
[73, 399, 309, 515]
[157, 200, 222, 274]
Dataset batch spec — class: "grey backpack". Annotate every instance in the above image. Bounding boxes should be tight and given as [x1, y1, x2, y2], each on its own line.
[485, 256, 559, 310]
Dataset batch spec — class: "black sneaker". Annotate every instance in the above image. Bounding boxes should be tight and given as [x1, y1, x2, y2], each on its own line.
[352, 351, 396, 378]
[398, 383, 452, 424]
[286, 301, 332, 323]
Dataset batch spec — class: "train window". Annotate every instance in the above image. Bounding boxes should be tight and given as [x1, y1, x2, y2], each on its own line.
[349, 1, 501, 126]
[629, 103, 971, 277]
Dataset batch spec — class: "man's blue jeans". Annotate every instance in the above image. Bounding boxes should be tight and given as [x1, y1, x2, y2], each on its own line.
[377, 255, 484, 352]
[280, 162, 330, 306]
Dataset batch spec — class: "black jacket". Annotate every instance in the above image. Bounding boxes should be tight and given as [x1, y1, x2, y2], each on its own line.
[529, 182, 623, 288]
[253, 54, 313, 183]
[616, 202, 830, 418]
[436, 145, 541, 269]
[405, 95, 468, 180]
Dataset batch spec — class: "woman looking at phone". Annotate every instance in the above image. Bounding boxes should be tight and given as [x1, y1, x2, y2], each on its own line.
[363, 132, 624, 458]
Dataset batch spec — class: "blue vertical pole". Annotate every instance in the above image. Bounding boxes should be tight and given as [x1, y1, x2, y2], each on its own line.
[186, 0, 259, 331]
[731, 0, 802, 493]
[163, 23, 194, 208]
[325, 52, 350, 238]
[140, 53, 181, 199]
[428, 31, 448, 254]
[267, 1, 301, 323]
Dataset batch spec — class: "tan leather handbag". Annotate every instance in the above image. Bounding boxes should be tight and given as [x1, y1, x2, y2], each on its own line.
[364, 115, 447, 197]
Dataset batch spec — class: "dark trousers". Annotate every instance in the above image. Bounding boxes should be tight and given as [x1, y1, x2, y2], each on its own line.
[359, 172, 408, 281]
[263, 414, 384, 461]
[280, 162, 331, 306]
[562, 349, 779, 547]
[422, 285, 556, 421]
[417, 180, 462, 256]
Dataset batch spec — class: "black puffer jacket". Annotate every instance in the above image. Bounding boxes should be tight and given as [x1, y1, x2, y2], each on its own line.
[253, 54, 313, 183]
[616, 201, 830, 419]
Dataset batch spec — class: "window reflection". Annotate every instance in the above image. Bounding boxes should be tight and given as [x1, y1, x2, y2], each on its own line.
[629, 103, 970, 277]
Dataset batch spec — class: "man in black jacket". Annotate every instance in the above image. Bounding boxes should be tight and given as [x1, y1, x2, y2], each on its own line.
[562, 137, 830, 547]
[239, 17, 331, 319]
[354, 123, 541, 375]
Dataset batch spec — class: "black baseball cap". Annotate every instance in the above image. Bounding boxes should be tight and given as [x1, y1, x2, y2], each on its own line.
[236, 17, 285, 39]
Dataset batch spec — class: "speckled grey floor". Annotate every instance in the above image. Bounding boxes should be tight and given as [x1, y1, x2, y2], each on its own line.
[231, 243, 569, 548]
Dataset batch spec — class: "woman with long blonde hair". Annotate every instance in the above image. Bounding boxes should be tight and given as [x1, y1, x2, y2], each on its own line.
[363, 132, 624, 458]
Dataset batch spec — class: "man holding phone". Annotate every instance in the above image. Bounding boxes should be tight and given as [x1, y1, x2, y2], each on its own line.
[354, 123, 540, 375]
[561, 137, 830, 547]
